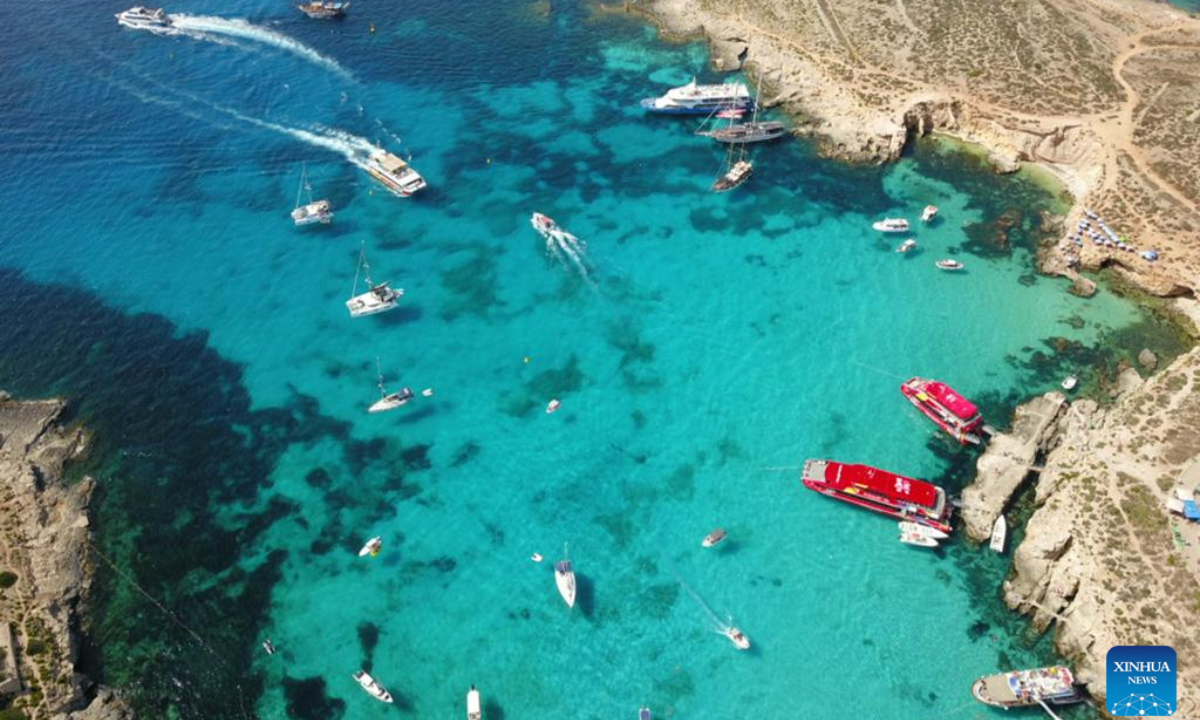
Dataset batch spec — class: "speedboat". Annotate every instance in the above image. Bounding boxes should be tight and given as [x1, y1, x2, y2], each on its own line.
[701, 528, 727, 548]
[640, 78, 753, 115]
[712, 159, 752, 193]
[899, 530, 939, 548]
[922, 205, 938, 222]
[297, 1, 349, 18]
[555, 559, 577, 608]
[898, 521, 949, 540]
[365, 150, 426, 197]
[115, 6, 172, 29]
[1061, 375, 1078, 391]
[896, 239, 918, 253]
[546, 399, 561, 414]
[990, 515, 1007, 553]
[935, 259, 964, 271]
[723, 626, 750, 650]
[467, 685, 482, 720]
[872, 218, 910, 233]
[369, 387, 414, 414]
[531, 212, 558, 238]
[358, 536, 383, 557]
[353, 670, 394, 703]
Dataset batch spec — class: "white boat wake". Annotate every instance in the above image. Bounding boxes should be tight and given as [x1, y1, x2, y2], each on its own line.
[678, 578, 735, 635]
[169, 14, 352, 79]
[532, 214, 593, 285]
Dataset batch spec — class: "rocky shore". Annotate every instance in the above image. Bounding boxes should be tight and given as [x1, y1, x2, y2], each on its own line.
[0, 395, 132, 720]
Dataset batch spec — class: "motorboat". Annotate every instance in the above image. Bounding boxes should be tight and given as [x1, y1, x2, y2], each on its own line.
[712, 159, 752, 193]
[922, 205, 938, 222]
[291, 164, 333, 226]
[990, 515, 1007, 553]
[971, 667, 1082, 708]
[365, 150, 427, 197]
[935, 259, 964, 271]
[872, 218, 910, 233]
[723, 626, 750, 650]
[353, 670, 394, 703]
[801, 459, 954, 535]
[546, 399, 561, 414]
[640, 78, 753, 115]
[116, 6, 172, 29]
[896, 239, 918, 253]
[467, 685, 482, 720]
[701, 528, 727, 548]
[898, 521, 949, 540]
[297, 1, 349, 18]
[358, 536, 383, 557]
[346, 246, 402, 318]
[262, 639, 277, 655]
[899, 377, 985, 445]
[1062, 375, 1078, 391]
[555, 558, 577, 608]
[899, 530, 939, 548]
[531, 212, 558, 238]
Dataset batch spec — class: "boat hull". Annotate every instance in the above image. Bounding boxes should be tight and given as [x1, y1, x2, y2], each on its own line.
[554, 564, 576, 608]
[346, 291, 400, 318]
[801, 460, 953, 534]
[639, 98, 755, 115]
[900, 378, 983, 445]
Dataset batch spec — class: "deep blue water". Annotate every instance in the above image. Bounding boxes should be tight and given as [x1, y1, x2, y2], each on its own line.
[0, 0, 1186, 718]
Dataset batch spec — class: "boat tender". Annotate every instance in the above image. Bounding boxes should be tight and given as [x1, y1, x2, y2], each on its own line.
[898, 521, 949, 540]
[116, 6, 172, 29]
[555, 559, 577, 608]
[971, 667, 1082, 709]
[366, 150, 427, 197]
[899, 530, 938, 548]
[801, 459, 953, 534]
[872, 218, 910, 233]
[702, 528, 727, 548]
[1062, 375, 1078, 391]
[640, 78, 753, 115]
[900, 377, 984, 445]
[353, 670, 394, 703]
[359, 536, 383, 557]
[297, 1, 349, 18]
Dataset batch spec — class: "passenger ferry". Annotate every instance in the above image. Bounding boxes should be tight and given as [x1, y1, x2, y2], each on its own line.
[801, 459, 953, 534]
[971, 667, 1082, 709]
[365, 151, 427, 197]
[900, 377, 985, 444]
[115, 6, 172, 30]
[640, 78, 753, 115]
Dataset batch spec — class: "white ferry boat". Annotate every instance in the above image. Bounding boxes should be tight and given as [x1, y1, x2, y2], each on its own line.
[116, 6, 172, 30]
[640, 78, 752, 115]
[366, 151, 426, 197]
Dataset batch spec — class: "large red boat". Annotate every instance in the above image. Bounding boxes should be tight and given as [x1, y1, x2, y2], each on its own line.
[900, 377, 985, 445]
[801, 459, 953, 534]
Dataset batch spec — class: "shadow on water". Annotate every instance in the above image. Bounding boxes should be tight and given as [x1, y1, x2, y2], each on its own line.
[483, 698, 506, 720]
[576, 572, 597, 618]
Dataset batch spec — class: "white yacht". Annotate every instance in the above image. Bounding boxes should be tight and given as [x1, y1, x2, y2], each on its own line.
[467, 686, 482, 720]
[352, 670, 394, 703]
[872, 218, 910, 233]
[640, 78, 752, 115]
[366, 150, 426, 197]
[554, 558, 577, 608]
[935, 259, 965, 271]
[291, 163, 333, 226]
[346, 246, 402, 318]
[116, 6, 172, 30]
[368, 359, 415, 414]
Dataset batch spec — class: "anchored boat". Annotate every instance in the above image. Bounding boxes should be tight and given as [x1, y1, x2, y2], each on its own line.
[935, 258, 964, 271]
[554, 558, 577, 608]
[291, 163, 333, 226]
[922, 205, 938, 222]
[898, 521, 949, 540]
[712, 158, 752, 193]
[358, 536, 383, 557]
[466, 685, 482, 720]
[368, 359, 415, 414]
[697, 80, 785, 143]
[346, 246, 402, 318]
[971, 667, 1082, 709]
[872, 218, 910, 233]
[701, 528, 727, 548]
[297, 1, 349, 18]
[896, 239, 918, 253]
[990, 515, 1007, 553]
[353, 670, 394, 703]
[640, 78, 753, 115]
[801, 459, 953, 534]
[899, 529, 939, 548]
[900, 377, 985, 445]
[366, 150, 426, 197]
[116, 6, 172, 29]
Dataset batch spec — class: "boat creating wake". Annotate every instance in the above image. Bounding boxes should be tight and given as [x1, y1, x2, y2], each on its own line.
[532, 214, 593, 284]
[148, 14, 352, 79]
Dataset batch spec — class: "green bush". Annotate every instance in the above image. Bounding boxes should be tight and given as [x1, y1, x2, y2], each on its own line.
[0, 708, 29, 720]
[24, 639, 46, 656]
[0, 572, 16, 589]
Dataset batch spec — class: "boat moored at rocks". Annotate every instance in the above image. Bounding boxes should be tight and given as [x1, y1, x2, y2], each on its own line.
[900, 377, 984, 444]
[801, 459, 953, 534]
[640, 78, 753, 115]
[971, 667, 1082, 709]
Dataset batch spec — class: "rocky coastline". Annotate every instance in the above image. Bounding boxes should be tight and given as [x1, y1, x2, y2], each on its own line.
[0, 395, 132, 720]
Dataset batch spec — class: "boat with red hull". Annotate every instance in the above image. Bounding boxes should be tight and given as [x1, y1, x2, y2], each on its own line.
[900, 377, 984, 445]
[801, 459, 953, 534]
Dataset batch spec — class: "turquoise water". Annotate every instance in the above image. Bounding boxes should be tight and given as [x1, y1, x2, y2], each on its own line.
[0, 1, 1183, 718]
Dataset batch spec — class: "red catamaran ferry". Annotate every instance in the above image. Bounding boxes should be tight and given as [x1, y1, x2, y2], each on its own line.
[901, 377, 985, 445]
[801, 459, 953, 534]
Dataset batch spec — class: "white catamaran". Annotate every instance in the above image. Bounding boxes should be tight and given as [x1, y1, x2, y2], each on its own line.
[346, 245, 402, 318]
[291, 163, 333, 226]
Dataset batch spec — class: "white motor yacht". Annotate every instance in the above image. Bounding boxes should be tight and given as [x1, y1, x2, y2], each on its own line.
[116, 6, 172, 30]
[352, 670, 394, 703]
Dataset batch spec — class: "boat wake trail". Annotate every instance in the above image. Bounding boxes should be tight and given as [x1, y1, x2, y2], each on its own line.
[231, 115, 380, 170]
[677, 578, 732, 633]
[169, 15, 352, 79]
[546, 228, 594, 286]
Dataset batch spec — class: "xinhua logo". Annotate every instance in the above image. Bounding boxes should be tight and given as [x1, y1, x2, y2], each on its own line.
[1107, 645, 1176, 716]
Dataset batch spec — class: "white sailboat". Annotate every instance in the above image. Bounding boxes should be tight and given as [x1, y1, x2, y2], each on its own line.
[290, 163, 333, 226]
[352, 670, 394, 703]
[554, 546, 577, 608]
[368, 358, 414, 414]
[467, 685, 482, 720]
[346, 244, 402, 318]
[990, 515, 1007, 553]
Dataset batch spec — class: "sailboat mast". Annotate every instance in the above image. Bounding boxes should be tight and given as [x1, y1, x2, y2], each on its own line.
[351, 243, 365, 298]
[295, 163, 307, 211]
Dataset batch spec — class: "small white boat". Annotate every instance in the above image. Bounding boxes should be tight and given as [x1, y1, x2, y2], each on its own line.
[935, 259, 964, 271]
[896, 239, 918, 253]
[898, 521, 949, 540]
[531, 553, 543, 563]
[701, 528, 727, 548]
[116, 6, 172, 30]
[358, 536, 383, 557]
[368, 359, 414, 414]
[531, 212, 558, 239]
[872, 218, 910, 233]
[467, 685, 482, 720]
[262, 639, 277, 655]
[899, 530, 939, 548]
[990, 515, 1007, 553]
[1061, 375, 1078, 391]
[723, 626, 750, 650]
[555, 558, 577, 608]
[422, 388, 434, 397]
[353, 670, 394, 703]
[546, 399, 561, 414]
[346, 245, 402, 318]
[290, 163, 333, 226]
[922, 205, 938, 222]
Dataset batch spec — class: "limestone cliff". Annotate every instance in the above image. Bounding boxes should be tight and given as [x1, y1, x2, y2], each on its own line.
[0, 395, 132, 720]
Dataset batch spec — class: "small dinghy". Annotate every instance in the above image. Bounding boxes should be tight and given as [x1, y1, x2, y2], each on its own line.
[639, 708, 652, 720]
[872, 218, 910, 233]
[358, 536, 383, 557]
[922, 205, 938, 222]
[546, 399, 561, 414]
[935, 259, 964, 271]
[466, 685, 482, 720]
[353, 670, 394, 703]
[1061, 375, 1078, 391]
[723, 626, 751, 650]
[555, 558, 577, 608]
[701, 528, 727, 548]
[990, 515, 1007, 553]
[531, 553, 543, 563]
[898, 521, 949, 540]
[896, 239, 918, 253]
[899, 529, 939, 548]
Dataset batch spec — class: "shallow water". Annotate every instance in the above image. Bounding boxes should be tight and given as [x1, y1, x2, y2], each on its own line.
[0, 1, 1178, 718]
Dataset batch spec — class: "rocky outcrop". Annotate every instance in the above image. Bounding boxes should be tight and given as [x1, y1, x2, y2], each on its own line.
[960, 392, 1068, 541]
[0, 395, 133, 720]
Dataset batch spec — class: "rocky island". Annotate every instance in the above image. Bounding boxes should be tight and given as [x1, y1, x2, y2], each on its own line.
[0, 395, 131, 720]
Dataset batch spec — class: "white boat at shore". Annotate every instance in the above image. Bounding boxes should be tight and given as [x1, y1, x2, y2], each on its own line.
[898, 521, 949, 540]
[358, 536, 382, 557]
[990, 515, 1007, 553]
[466, 685, 482, 720]
[346, 246, 402, 318]
[368, 359, 415, 414]
[353, 670, 394, 703]
[723, 625, 750, 650]
[701, 528, 727, 548]
[1062, 375, 1078, 391]
[555, 558, 577, 608]
[872, 218, 910, 233]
